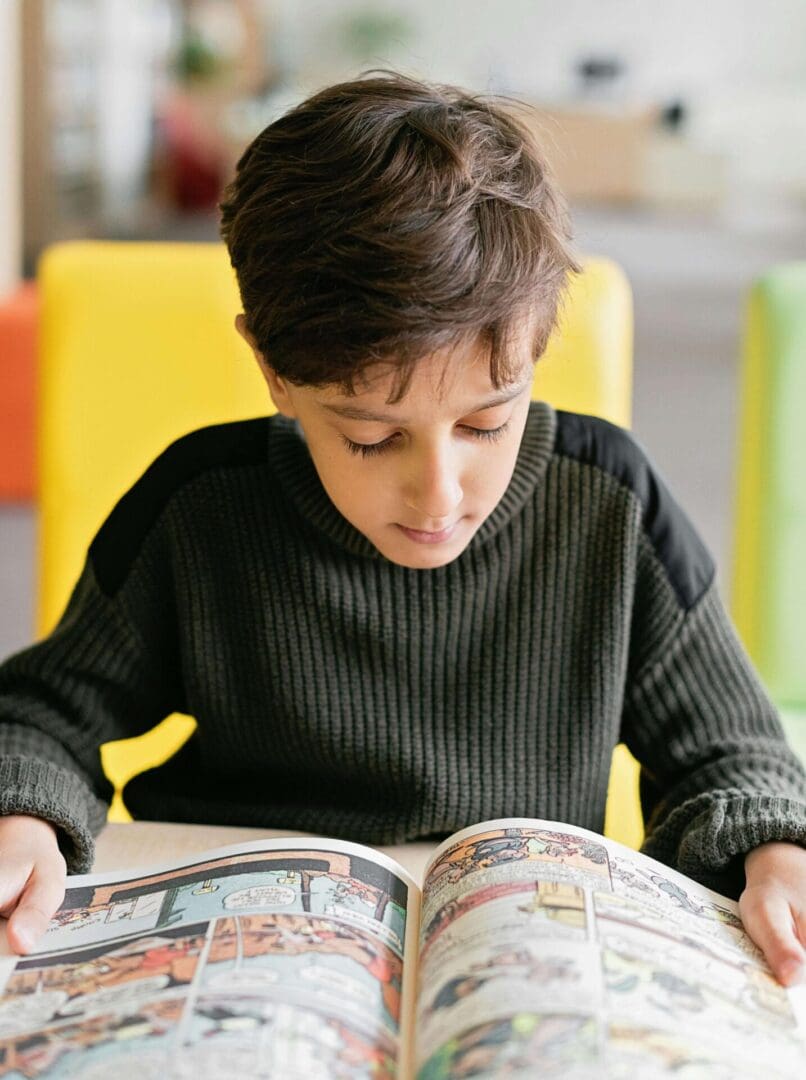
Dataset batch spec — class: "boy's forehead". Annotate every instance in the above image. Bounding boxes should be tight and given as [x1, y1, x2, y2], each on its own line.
[313, 345, 534, 423]
[317, 376, 532, 424]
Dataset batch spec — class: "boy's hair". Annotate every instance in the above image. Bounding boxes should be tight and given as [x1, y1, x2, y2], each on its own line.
[218, 68, 582, 404]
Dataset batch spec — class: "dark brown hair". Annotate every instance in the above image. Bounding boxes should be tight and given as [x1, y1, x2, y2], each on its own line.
[218, 68, 582, 404]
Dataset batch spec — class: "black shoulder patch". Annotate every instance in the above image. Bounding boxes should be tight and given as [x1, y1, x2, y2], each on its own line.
[89, 417, 271, 597]
[553, 410, 714, 609]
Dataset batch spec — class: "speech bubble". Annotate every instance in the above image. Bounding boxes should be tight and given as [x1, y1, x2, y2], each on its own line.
[300, 965, 375, 1002]
[72, 1050, 168, 1080]
[174, 1046, 266, 1077]
[207, 969, 279, 990]
[58, 974, 171, 1015]
[223, 886, 296, 910]
[325, 907, 403, 952]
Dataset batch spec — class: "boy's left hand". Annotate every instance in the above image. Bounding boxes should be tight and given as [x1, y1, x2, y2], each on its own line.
[740, 841, 806, 986]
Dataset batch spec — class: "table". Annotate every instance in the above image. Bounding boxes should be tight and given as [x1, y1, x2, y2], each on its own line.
[94, 820, 437, 886]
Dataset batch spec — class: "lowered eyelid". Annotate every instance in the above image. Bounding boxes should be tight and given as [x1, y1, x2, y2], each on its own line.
[340, 405, 512, 430]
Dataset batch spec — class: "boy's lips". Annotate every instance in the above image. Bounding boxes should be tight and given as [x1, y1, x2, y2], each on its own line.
[396, 521, 460, 543]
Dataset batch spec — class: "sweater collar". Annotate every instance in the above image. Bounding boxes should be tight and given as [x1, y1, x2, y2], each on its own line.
[268, 399, 557, 561]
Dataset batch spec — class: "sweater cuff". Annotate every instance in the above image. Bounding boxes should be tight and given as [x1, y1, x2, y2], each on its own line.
[0, 757, 109, 873]
[641, 789, 806, 900]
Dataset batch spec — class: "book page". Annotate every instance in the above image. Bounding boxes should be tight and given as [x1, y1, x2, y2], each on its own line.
[415, 817, 806, 1079]
[0, 835, 420, 1079]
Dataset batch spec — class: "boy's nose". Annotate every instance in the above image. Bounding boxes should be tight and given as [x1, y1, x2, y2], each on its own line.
[403, 445, 463, 524]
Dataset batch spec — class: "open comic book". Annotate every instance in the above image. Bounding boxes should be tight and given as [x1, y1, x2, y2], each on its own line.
[1, 817, 805, 1079]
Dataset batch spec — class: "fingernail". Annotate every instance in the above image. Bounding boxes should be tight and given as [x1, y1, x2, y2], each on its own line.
[779, 959, 804, 985]
[14, 928, 34, 953]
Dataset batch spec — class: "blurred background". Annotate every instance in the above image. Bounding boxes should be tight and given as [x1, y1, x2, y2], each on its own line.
[2, 0, 806, 661]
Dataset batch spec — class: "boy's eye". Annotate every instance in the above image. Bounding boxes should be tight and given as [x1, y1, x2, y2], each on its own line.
[339, 421, 512, 458]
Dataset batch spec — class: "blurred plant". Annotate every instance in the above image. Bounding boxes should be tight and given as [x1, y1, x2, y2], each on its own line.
[339, 9, 415, 59]
[174, 25, 223, 83]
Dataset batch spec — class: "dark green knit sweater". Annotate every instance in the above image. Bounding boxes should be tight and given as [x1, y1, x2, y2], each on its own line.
[2, 401, 805, 897]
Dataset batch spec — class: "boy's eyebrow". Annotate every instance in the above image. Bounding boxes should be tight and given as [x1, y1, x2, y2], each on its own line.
[319, 381, 531, 423]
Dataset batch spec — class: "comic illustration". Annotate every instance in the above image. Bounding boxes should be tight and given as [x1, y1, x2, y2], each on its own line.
[593, 890, 763, 967]
[417, 1012, 599, 1079]
[1, 822, 805, 1076]
[412, 819, 806, 1078]
[610, 856, 744, 931]
[424, 827, 610, 897]
[40, 847, 407, 958]
[421, 879, 586, 965]
[420, 826, 609, 943]
[0, 839, 415, 1078]
[605, 1021, 796, 1080]
[0, 997, 184, 1079]
[416, 934, 598, 1066]
[179, 997, 397, 1079]
[0, 925, 207, 1036]
[201, 914, 403, 1032]
[599, 920, 804, 1073]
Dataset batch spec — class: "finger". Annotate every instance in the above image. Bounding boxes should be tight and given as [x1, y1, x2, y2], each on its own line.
[741, 891, 806, 986]
[7, 865, 66, 956]
[795, 908, 806, 952]
[0, 861, 33, 918]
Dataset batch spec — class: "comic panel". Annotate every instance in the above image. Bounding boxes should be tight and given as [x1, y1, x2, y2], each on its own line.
[609, 856, 744, 939]
[605, 1021, 802, 1080]
[595, 882, 799, 1041]
[598, 916, 804, 1075]
[415, 1012, 600, 1080]
[417, 842, 604, 1067]
[421, 879, 588, 968]
[593, 889, 763, 968]
[177, 995, 397, 1079]
[0, 997, 184, 1080]
[0, 924, 207, 1040]
[199, 913, 403, 1038]
[421, 827, 611, 930]
[36, 849, 408, 960]
[416, 935, 600, 1067]
[0, 908, 409, 1079]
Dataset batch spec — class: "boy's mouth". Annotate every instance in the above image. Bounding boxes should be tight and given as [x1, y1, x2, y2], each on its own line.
[396, 521, 460, 544]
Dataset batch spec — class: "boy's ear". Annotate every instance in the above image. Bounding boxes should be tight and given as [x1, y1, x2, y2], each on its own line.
[234, 313, 260, 354]
[234, 313, 296, 418]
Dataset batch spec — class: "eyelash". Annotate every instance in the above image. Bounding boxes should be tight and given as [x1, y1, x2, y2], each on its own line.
[339, 421, 512, 458]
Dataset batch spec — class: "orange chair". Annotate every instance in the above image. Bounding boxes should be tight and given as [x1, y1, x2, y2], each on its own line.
[0, 281, 38, 501]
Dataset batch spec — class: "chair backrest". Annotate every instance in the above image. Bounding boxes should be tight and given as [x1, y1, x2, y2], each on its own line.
[731, 263, 806, 713]
[37, 241, 639, 842]
[36, 242, 267, 634]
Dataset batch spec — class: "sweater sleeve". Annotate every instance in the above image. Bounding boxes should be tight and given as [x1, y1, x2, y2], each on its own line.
[621, 529, 806, 899]
[0, 516, 185, 873]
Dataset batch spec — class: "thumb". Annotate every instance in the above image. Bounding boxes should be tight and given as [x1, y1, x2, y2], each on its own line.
[0, 860, 32, 916]
[7, 867, 66, 955]
[741, 889, 806, 986]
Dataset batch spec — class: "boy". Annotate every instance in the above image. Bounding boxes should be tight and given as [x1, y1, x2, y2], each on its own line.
[1, 70, 805, 987]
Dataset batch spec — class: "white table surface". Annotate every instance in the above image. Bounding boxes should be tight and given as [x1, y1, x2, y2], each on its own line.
[94, 821, 437, 887]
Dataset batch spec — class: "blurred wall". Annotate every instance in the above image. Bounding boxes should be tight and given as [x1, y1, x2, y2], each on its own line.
[274, 0, 806, 202]
[97, 0, 175, 226]
[277, 0, 806, 95]
[0, 0, 22, 293]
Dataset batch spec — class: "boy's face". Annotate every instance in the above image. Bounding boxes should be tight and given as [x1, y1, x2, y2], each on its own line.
[236, 315, 535, 569]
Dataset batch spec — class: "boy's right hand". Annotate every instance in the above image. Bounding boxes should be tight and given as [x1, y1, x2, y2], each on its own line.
[0, 814, 66, 955]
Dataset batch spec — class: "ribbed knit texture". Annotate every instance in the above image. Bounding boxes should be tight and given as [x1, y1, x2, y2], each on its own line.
[1, 401, 805, 897]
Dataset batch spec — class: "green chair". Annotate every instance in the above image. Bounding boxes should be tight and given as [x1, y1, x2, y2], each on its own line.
[731, 263, 806, 763]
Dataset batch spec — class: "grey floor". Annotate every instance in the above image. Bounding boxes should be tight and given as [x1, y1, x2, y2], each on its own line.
[2, 202, 806, 660]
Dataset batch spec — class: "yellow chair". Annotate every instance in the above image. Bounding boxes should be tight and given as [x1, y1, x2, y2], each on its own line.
[36, 241, 641, 846]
